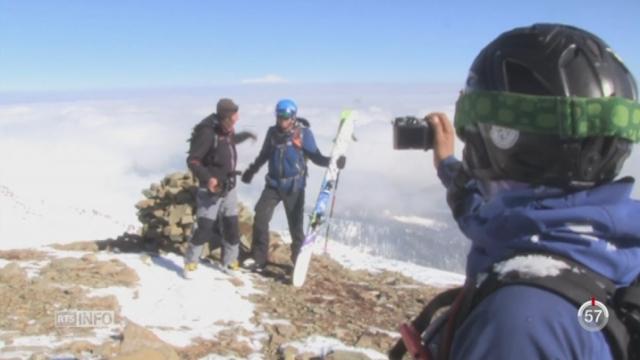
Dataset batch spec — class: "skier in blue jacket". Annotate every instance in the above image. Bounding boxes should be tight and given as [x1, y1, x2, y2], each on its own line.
[241, 99, 345, 273]
[425, 23, 640, 359]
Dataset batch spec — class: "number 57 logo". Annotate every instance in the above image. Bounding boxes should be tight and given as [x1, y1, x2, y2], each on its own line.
[577, 297, 609, 332]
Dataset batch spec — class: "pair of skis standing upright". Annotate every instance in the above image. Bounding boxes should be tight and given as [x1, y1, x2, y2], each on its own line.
[291, 110, 356, 287]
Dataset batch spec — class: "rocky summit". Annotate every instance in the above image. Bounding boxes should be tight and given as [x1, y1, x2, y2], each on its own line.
[0, 171, 455, 359]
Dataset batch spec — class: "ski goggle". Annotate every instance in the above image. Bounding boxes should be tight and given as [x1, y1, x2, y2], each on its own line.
[277, 115, 294, 122]
[276, 110, 295, 119]
[454, 91, 640, 142]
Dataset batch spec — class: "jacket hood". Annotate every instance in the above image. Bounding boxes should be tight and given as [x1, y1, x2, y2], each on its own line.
[464, 177, 640, 286]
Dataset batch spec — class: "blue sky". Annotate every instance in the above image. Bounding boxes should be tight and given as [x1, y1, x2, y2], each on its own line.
[1, 0, 639, 91]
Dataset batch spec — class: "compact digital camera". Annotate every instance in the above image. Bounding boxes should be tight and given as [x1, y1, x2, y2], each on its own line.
[392, 116, 434, 151]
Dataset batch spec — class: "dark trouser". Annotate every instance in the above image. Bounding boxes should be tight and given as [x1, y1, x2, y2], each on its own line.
[251, 186, 305, 266]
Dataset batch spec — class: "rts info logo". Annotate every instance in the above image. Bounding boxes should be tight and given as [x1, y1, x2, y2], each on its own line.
[55, 310, 116, 328]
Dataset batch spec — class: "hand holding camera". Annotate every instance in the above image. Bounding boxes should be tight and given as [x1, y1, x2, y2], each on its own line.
[426, 112, 455, 169]
[392, 112, 455, 169]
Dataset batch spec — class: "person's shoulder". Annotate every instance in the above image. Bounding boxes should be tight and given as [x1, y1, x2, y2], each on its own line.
[199, 113, 218, 127]
[296, 117, 311, 128]
[299, 126, 315, 138]
[191, 119, 216, 139]
[451, 285, 612, 359]
[266, 125, 277, 133]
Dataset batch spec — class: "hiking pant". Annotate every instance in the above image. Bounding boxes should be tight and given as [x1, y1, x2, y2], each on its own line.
[185, 186, 240, 267]
[251, 186, 305, 266]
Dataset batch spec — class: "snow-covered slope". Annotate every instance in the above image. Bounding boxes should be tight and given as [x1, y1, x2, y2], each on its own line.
[0, 184, 463, 359]
[0, 184, 132, 250]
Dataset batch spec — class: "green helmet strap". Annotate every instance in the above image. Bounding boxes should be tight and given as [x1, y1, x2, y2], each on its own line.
[454, 91, 640, 143]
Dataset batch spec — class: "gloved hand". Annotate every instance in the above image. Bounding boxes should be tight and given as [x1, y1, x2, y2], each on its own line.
[337, 155, 346, 170]
[241, 169, 255, 184]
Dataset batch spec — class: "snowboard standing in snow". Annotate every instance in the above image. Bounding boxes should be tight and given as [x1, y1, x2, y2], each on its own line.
[291, 110, 355, 287]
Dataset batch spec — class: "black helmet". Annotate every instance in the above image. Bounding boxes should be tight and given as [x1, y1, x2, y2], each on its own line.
[456, 23, 639, 188]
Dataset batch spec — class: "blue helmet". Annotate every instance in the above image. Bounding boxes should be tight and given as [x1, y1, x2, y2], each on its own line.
[275, 99, 297, 119]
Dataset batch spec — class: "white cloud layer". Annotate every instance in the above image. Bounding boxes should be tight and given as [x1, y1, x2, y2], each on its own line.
[2, 84, 639, 248]
[241, 74, 288, 84]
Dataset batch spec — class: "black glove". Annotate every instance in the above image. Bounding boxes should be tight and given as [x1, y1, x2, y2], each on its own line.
[336, 155, 346, 170]
[241, 169, 255, 184]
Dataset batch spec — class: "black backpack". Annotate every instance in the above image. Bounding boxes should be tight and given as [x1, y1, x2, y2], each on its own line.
[188, 113, 220, 151]
[390, 252, 640, 360]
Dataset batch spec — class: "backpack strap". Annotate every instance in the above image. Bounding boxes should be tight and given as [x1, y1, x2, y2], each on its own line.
[293, 126, 308, 178]
[389, 287, 462, 360]
[393, 251, 640, 360]
[191, 113, 219, 150]
[449, 252, 630, 360]
[614, 278, 640, 359]
[207, 115, 219, 150]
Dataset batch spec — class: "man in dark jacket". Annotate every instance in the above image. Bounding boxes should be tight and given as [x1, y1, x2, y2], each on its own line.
[241, 99, 345, 273]
[183, 98, 255, 279]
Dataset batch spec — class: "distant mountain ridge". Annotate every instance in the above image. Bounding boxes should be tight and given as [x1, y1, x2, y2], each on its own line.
[323, 209, 469, 274]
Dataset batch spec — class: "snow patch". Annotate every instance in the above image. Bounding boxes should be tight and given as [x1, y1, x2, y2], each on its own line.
[325, 240, 464, 287]
[494, 255, 570, 280]
[565, 223, 594, 233]
[606, 242, 618, 252]
[20, 260, 50, 278]
[260, 318, 292, 326]
[579, 234, 600, 242]
[476, 272, 488, 288]
[284, 335, 387, 359]
[2, 328, 119, 358]
[368, 326, 400, 338]
[86, 251, 262, 348]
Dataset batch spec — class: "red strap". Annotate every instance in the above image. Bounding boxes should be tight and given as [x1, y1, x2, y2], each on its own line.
[399, 323, 432, 360]
[439, 287, 467, 360]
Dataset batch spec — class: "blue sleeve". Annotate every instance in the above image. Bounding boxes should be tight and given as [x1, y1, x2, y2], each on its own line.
[301, 127, 319, 153]
[451, 285, 613, 360]
[301, 128, 330, 166]
[437, 156, 463, 188]
[436, 156, 484, 223]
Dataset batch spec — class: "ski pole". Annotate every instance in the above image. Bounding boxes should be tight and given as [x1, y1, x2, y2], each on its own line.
[323, 171, 341, 253]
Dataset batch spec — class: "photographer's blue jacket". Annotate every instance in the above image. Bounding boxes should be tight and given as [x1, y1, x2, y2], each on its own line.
[436, 156, 640, 359]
